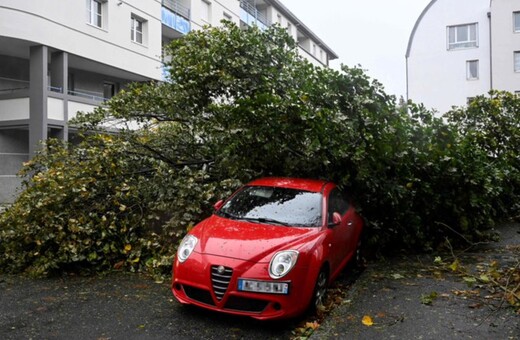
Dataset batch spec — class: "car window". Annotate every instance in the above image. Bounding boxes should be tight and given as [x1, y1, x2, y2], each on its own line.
[327, 188, 349, 223]
[219, 186, 322, 227]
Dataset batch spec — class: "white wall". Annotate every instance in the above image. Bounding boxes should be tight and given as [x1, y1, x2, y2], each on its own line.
[68, 101, 97, 121]
[47, 97, 64, 121]
[0, 0, 163, 80]
[491, 0, 520, 92]
[407, 0, 491, 114]
[0, 98, 30, 121]
[187, 0, 330, 66]
[190, 0, 240, 29]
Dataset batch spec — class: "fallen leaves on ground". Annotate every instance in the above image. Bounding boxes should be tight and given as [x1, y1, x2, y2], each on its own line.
[291, 273, 361, 339]
[391, 273, 405, 280]
[432, 248, 520, 313]
[420, 291, 438, 305]
[361, 315, 374, 326]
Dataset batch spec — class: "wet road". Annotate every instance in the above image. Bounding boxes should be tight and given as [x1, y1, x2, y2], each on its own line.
[0, 271, 300, 339]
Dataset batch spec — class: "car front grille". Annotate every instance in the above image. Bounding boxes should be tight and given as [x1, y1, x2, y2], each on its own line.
[211, 265, 233, 301]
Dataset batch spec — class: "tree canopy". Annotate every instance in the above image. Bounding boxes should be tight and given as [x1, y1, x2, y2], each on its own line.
[1, 22, 519, 276]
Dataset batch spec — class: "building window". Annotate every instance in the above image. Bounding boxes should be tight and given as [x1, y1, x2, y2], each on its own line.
[466, 60, 479, 80]
[201, 0, 211, 23]
[223, 12, 232, 21]
[448, 23, 478, 50]
[103, 82, 116, 100]
[131, 15, 144, 44]
[515, 12, 520, 32]
[277, 14, 282, 25]
[87, 0, 103, 28]
[515, 52, 520, 72]
[286, 22, 292, 35]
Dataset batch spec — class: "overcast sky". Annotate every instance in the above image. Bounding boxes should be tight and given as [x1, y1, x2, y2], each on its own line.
[281, 0, 432, 99]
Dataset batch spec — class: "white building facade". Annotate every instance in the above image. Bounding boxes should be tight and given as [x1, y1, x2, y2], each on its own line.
[406, 0, 520, 114]
[0, 0, 337, 203]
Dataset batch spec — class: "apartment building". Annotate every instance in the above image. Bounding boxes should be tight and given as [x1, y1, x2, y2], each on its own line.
[0, 0, 338, 203]
[406, 0, 520, 114]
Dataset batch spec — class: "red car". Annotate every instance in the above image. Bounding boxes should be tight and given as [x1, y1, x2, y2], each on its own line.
[171, 177, 364, 320]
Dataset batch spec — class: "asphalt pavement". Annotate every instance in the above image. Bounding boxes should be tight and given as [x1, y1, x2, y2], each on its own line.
[312, 223, 520, 340]
[0, 224, 518, 340]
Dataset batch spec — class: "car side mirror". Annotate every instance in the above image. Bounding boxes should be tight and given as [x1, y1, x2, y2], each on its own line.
[329, 212, 342, 227]
[213, 200, 224, 211]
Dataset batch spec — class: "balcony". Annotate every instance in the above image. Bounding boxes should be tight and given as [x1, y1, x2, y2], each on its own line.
[162, 0, 190, 35]
[0, 80, 104, 124]
[240, 0, 270, 30]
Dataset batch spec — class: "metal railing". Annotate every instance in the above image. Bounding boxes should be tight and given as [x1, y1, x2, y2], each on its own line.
[49, 86, 63, 93]
[0, 87, 29, 94]
[0, 76, 28, 84]
[0, 77, 30, 95]
[239, 0, 270, 27]
[162, 0, 190, 19]
[161, 6, 191, 34]
[67, 89, 107, 102]
[0, 77, 107, 102]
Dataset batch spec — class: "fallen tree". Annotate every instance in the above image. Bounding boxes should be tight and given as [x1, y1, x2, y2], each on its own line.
[1, 23, 519, 276]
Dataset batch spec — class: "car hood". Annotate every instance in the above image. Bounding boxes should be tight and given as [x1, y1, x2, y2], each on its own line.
[192, 215, 319, 262]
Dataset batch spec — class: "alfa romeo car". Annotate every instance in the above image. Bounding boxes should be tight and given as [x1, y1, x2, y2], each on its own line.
[171, 177, 364, 320]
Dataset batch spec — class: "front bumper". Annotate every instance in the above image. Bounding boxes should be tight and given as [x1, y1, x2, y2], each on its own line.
[171, 253, 313, 320]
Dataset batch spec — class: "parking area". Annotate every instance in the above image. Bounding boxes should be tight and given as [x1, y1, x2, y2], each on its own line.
[1, 223, 518, 340]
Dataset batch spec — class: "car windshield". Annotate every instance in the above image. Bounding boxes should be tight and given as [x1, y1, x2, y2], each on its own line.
[217, 186, 322, 227]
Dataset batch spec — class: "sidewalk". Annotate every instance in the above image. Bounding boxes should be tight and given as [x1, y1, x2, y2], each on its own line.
[313, 223, 520, 339]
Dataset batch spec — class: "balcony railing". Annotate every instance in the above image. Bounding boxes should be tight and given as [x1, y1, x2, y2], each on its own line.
[67, 89, 107, 102]
[240, 0, 270, 30]
[0, 77, 29, 96]
[162, 0, 189, 19]
[48, 86, 107, 102]
[49, 86, 63, 93]
[162, 7, 190, 35]
[0, 87, 29, 95]
[0, 78, 107, 102]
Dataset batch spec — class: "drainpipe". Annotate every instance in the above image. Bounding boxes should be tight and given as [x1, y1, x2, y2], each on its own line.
[405, 56, 409, 104]
[488, 11, 493, 91]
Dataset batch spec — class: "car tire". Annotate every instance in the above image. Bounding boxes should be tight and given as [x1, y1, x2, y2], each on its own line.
[310, 267, 328, 313]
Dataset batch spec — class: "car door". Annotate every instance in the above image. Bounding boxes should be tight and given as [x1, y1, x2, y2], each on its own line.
[327, 188, 354, 272]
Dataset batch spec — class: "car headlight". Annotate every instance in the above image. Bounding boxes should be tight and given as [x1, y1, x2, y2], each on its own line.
[269, 250, 299, 279]
[177, 235, 198, 263]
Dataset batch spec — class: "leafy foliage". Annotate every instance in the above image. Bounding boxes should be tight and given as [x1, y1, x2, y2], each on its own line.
[0, 136, 155, 275]
[445, 91, 520, 221]
[1, 22, 520, 276]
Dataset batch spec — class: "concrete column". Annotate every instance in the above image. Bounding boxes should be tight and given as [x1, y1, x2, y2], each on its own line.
[29, 45, 48, 156]
[50, 51, 69, 142]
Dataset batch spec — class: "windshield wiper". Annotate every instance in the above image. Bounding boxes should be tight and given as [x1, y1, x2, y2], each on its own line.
[240, 217, 292, 227]
[217, 210, 238, 219]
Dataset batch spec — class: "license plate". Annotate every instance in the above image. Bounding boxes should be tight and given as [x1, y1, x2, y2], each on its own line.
[237, 278, 290, 295]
